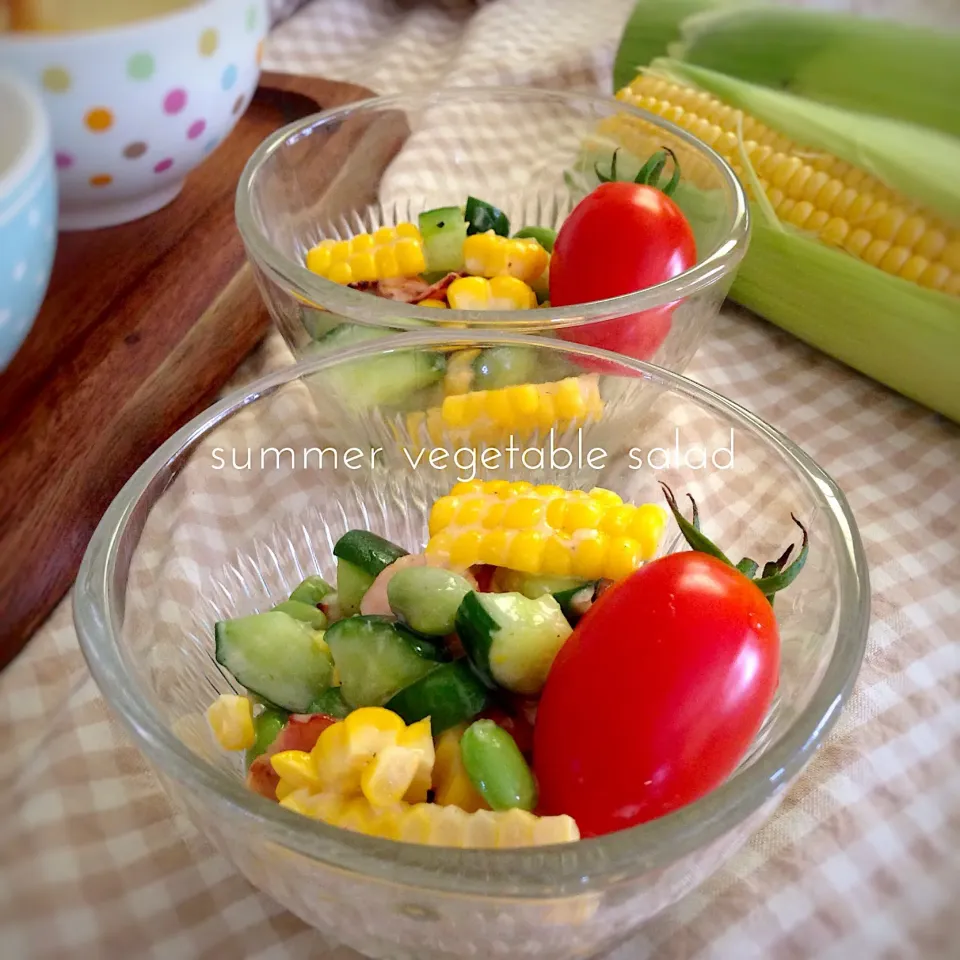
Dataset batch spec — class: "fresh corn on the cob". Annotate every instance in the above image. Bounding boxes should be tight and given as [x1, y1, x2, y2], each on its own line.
[447, 276, 538, 310]
[463, 232, 550, 284]
[611, 76, 960, 294]
[206, 695, 255, 751]
[279, 789, 579, 848]
[426, 479, 668, 579]
[405, 375, 604, 447]
[306, 224, 426, 284]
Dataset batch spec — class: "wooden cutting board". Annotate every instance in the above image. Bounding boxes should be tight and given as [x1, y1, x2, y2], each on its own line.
[0, 72, 407, 669]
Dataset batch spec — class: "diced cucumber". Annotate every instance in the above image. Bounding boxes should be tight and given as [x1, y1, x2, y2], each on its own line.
[307, 686, 351, 719]
[419, 206, 468, 273]
[289, 575, 333, 606]
[214, 611, 335, 713]
[464, 196, 510, 237]
[333, 530, 409, 577]
[314, 323, 394, 349]
[271, 599, 328, 630]
[336, 559, 376, 618]
[325, 615, 446, 708]
[312, 326, 447, 409]
[386, 660, 489, 734]
[512, 226, 556, 253]
[455, 591, 573, 696]
[488, 569, 597, 622]
[472, 346, 541, 390]
[552, 581, 601, 625]
[387, 566, 473, 637]
[245, 706, 289, 768]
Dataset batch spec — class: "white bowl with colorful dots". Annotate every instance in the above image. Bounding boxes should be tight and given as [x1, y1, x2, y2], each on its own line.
[0, 70, 57, 371]
[0, 0, 268, 231]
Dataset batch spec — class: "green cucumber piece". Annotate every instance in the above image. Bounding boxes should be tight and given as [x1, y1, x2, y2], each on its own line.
[455, 591, 573, 696]
[214, 611, 335, 713]
[289, 575, 333, 606]
[312, 326, 447, 409]
[387, 566, 473, 637]
[419, 206, 469, 273]
[552, 581, 600, 624]
[464, 196, 510, 237]
[386, 660, 489, 734]
[472, 346, 542, 390]
[245, 706, 290, 768]
[336, 559, 376, 618]
[314, 323, 394, 349]
[325, 615, 446, 708]
[307, 687, 351, 719]
[271, 599, 328, 630]
[333, 530, 409, 577]
[512, 226, 556, 253]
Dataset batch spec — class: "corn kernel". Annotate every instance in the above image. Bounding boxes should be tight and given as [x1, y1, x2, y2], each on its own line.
[563, 499, 603, 531]
[450, 530, 484, 568]
[420, 298, 448, 308]
[275, 779, 297, 801]
[360, 745, 421, 807]
[350, 252, 378, 283]
[451, 480, 483, 495]
[604, 536, 645, 581]
[373, 226, 395, 245]
[305, 241, 333, 275]
[503, 498, 544, 529]
[429, 496, 459, 535]
[396, 221, 420, 239]
[630, 504, 668, 558]
[507, 529, 546, 573]
[482, 501, 507, 529]
[433, 727, 488, 813]
[327, 261, 353, 285]
[398, 718, 434, 803]
[571, 532, 606, 579]
[374, 245, 401, 279]
[206, 694, 255, 751]
[478, 529, 511, 566]
[271, 750, 323, 792]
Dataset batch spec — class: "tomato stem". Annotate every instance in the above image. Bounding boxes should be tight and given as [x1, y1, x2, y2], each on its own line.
[659, 483, 809, 604]
[594, 147, 682, 197]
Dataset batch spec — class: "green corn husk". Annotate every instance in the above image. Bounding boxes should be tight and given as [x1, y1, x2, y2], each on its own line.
[612, 0, 741, 92]
[651, 59, 960, 228]
[597, 55, 960, 420]
[730, 222, 960, 423]
[672, 5, 960, 139]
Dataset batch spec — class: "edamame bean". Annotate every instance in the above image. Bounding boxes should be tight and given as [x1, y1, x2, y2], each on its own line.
[460, 719, 538, 812]
[387, 566, 473, 637]
[245, 706, 289, 767]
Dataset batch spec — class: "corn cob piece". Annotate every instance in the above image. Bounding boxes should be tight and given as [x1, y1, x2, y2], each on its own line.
[609, 77, 960, 295]
[463, 232, 550, 284]
[206, 695, 255, 751]
[405, 375, 603, 448]
[306, 223, 426, 284]
[426, 479, 668, 580]
[447, 276, 538, 310]
[279, 788, 579, 848]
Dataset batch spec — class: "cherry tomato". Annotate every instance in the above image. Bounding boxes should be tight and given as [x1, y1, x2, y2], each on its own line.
[550, 182, 696, 364]
[533, 552, 779, 838]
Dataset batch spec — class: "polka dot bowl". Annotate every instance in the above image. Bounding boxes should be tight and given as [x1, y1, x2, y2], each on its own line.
[0, 70, 57, 371]
[0, 0, 267, 231]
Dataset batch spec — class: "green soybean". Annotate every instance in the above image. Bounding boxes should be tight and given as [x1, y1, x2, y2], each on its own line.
[460, 719, 538, 812]
[387, 566, 473, 637]
[245, 706, 289, 768]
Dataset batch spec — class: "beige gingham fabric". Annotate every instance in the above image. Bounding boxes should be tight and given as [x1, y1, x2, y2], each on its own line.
[2, 0, 960, 957]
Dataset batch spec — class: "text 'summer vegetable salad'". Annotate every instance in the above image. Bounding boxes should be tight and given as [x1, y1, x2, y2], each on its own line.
[302, 148, 697, 365]
[207, 479, 808, 847]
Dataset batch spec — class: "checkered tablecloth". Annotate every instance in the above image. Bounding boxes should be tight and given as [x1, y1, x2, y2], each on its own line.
[2, 1, 959, 957]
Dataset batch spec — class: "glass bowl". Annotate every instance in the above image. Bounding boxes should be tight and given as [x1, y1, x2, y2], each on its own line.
[75, 332, 867, 960]
[235, 87, 750, 372]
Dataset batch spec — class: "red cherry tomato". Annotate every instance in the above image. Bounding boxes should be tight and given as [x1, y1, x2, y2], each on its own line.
[533, 552, 779, 838]
[550, 182, 696, 364]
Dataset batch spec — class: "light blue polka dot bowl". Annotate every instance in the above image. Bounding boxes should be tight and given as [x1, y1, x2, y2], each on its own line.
[0, 0, 267, 231]
[0, 70, 57, 372]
